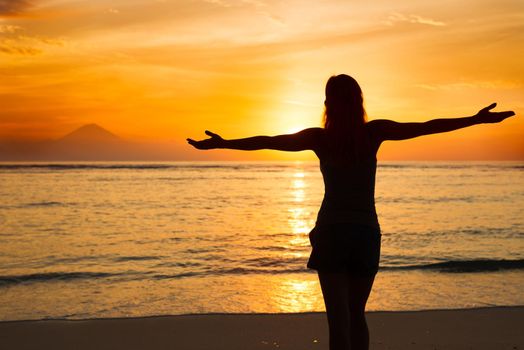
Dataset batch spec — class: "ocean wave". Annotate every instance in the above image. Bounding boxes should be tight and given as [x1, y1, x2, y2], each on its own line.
[218, 267, 308, 275]
[2, 259, 522, 288]
[113, 255, 165, 262]
[0, 271, 122, 287]
[379, 163, 524, 170]
[379, 196, 476, 204]
[152, 267, 310, 280]
[232, 258, 524, 274]
[383, 258, 524, 273]
[23, 201, 64, 208]
[244, 256, 307, 268]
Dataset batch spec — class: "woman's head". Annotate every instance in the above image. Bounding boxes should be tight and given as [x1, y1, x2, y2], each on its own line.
[322, 74, 368, 160]
[323, 74, 366, 132]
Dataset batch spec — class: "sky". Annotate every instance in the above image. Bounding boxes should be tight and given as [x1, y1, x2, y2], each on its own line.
[1, 0, 523, 160]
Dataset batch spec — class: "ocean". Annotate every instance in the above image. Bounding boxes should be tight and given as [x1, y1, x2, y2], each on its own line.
[0, 161, 523, 321]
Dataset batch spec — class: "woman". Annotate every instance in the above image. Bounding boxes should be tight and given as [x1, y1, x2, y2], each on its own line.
[187, 74, 515, 350]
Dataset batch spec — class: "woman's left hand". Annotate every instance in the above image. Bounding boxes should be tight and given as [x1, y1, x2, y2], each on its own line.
[187, 130, 225, 150]
[474, 103, 515, 124]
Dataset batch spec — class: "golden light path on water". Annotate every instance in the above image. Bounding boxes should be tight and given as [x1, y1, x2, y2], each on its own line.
[271, 166, 324, 313]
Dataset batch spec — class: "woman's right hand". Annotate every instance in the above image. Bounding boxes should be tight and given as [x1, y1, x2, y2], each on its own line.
[187, 130, 225, 150]
[475, 103, 515, 123]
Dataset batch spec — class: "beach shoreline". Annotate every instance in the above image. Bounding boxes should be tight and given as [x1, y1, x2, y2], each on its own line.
[1, 306, 523, 350]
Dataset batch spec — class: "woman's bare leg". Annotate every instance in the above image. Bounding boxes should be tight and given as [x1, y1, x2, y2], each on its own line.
[318, 271, 351, 350]
[346, 274, 376, 350]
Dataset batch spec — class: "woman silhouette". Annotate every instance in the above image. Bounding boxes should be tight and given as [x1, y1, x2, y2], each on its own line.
[187, 74, 515, 350]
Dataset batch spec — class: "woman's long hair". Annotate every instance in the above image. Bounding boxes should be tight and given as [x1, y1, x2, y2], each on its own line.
[323, 74, 368, 162]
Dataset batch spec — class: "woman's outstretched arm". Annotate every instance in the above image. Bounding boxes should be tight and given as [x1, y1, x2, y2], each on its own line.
[369, 103, 515, 142]
[187, 127, 322, 152]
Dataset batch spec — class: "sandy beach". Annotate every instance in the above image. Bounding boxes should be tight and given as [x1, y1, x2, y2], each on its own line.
[1, 306, 522, 350]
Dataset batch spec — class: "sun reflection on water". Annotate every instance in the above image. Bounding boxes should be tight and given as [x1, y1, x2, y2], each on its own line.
[273, 168, 318, 314]
[272, 277, 323, 313]
[287, 169, 312, 249]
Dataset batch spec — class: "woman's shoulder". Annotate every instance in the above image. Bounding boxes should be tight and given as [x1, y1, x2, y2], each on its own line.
[365, 119, 397, 137]
[300, 127, 325, 135]
[298, 127, 326, 143]
[364, 119, 383, 131]
[364, 120, 386, 147]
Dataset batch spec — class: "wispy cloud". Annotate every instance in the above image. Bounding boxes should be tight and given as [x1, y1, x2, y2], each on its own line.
[415, 80, 522, 91]
[0, 25, 65, 56]
[0, 44, 40, 55]
[0, 24, 22, 33]
[0, 0, 32, 17]
[202, 0, 267, 7]
[202, 0, 233, 7]
[385, 12, 446, 27]
[201, 0, 282, 24]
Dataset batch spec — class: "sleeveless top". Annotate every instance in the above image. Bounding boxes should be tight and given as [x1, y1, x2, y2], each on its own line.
[315, 126, 380, 230]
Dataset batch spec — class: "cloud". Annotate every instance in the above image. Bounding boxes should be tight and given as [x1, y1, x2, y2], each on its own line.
[0, 0, 32, 16]
[201, 0, 281, 24]
[0, 26, 65, 56]
[385, 12, 446, 27]
[0, 24, 21, 33]
[202, 0, 267, 7]
[0, 44, 40, 55]
[202, 0, 233, 7]
[415, 80, 522, 91]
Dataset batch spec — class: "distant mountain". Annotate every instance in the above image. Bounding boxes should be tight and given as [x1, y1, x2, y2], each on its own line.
[40, 124, 132, 160]
[58, 123, 120, 144]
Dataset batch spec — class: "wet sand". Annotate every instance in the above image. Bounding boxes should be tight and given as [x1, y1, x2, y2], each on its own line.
[0, 307, 522, 350]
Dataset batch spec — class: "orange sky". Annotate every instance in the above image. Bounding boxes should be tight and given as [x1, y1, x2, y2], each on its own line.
[1, 0, 523, 160]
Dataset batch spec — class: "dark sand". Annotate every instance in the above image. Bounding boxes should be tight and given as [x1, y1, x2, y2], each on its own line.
[1, 307, 523, 349]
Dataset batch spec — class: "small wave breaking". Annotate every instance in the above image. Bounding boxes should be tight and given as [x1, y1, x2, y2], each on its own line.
[1, 259, 522, 288]
[24, 201, 64, 207]
[384, 258, 524, 273]
[0, 271, 122, 287]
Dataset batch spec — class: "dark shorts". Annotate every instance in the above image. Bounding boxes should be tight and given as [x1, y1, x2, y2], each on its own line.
[307, 223, 381, 276]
